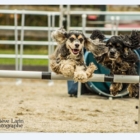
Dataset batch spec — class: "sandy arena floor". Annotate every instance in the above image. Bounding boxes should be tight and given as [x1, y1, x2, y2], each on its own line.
[0, 78, 139, 133]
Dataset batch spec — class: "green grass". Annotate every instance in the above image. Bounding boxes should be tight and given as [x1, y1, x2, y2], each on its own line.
[0, 49, 48, 54]
[0, 49, 49, 66]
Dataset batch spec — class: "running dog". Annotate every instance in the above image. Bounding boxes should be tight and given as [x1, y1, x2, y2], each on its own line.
[50, 27, 97, 83]
[90, 30, 139, 97]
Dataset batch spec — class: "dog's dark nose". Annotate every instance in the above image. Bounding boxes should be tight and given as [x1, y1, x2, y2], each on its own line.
[110, 51, 115, 55]
[75, 44, 79, 48]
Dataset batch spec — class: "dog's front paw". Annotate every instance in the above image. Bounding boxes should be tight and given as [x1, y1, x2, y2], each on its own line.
[127, 83, 139, 98]
[74, 71, 88, 83]
[86, 62, 97, 78]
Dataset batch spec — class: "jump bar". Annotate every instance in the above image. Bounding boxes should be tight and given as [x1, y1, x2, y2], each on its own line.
[0, 70, 139, 83]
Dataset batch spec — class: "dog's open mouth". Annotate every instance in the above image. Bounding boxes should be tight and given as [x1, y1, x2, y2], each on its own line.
[109, 56, 117, 60]
[72, 49, 79, 54]
[71, 48, 80, 55]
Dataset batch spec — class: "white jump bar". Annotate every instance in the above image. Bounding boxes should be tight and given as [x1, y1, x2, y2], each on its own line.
[0, 70, 139, 83]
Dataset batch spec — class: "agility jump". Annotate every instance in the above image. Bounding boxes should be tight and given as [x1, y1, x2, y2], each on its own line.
[0, 70, 139, 83]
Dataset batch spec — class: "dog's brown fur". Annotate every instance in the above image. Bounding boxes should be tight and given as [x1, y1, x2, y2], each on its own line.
[50, 27, 97, 83]
[89, 30, 139, 97]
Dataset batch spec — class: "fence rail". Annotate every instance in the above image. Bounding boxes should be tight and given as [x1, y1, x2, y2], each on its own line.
[64, 11, 140, 15]
[0, 9, 60, 15]
[0, 54, 49, 59]
[69, 27, 140, 32]
[0, 9, 140, 72]
[0, 40, 57, 45]
[0, 26, 58, 31]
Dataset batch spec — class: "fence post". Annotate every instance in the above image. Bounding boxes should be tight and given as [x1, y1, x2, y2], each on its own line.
[82, 14, 87, 34]
[51, 13, 55, 54]
[48, 13, 51, 72]
[59, 5, 63, 27]
[16, 10, 25, 85]
[14, 9, 18, 71]
[67, 5, 70, 31]
[115, 16, 120, 36]
[19, 10, 25, 71]
[48, 13, 54, 86]
[111, 16, 115, 36]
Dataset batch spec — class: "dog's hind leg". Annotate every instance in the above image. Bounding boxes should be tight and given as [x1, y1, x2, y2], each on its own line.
[110, 83, 123, 96]
[127, 83, 139, 98]
[50, 60, 62, 74]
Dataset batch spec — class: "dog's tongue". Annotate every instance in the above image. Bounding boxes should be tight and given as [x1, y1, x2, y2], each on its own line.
[72, 49, 79, 54]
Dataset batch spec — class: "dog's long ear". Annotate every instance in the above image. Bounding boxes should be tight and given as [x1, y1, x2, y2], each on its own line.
[129, 30, 140, 49]
[60, 44, 70, 57]
[90, 30, 105, 41]
[84, 38, 108, 57]
[51, 27, 68, 45]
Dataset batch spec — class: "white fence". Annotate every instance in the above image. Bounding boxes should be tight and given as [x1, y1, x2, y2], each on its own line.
[0, 9, 140, 72]
[68, 11, 140, 36]
[0, 9, 60, 72]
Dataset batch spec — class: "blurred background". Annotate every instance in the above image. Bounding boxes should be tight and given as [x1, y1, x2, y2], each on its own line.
[0, 5, 140, 71]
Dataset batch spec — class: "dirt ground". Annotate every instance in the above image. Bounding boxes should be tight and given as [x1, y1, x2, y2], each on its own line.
[0, 78, 139, 133]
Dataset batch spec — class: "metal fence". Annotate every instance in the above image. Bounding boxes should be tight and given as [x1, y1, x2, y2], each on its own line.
[0, 9, 60, 72]
[1, 9, 140, 73]
[67, 10, 140, 36]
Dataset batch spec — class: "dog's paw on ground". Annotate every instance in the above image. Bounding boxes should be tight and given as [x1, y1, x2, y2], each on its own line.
[127, 83, 139, 98]
[110, 83, 123, 96]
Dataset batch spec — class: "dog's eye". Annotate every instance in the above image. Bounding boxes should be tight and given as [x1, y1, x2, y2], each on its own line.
[69, 37, 74, 42]
[108, 45, 113, 48]
[79, 38, 83, 43]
